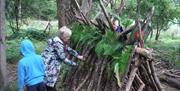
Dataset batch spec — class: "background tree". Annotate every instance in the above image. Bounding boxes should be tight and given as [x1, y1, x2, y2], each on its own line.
[5, 0, 56, 33]
[0, 0, 7, 88]
[56, 0, 94, 28]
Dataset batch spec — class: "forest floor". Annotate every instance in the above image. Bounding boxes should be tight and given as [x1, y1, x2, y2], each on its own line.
[6, 49, 180, 91]
[153, 53, 180, 91]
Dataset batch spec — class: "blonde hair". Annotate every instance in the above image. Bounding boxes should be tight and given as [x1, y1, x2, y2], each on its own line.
[59, 26, 72, 37]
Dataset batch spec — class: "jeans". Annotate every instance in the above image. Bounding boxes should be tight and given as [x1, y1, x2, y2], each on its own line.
[27, 82, 46, 91]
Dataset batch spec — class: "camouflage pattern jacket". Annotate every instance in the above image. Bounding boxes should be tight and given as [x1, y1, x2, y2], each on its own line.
[42, 36, 78, 87]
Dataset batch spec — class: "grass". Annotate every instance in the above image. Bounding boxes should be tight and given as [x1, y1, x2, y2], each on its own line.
[5, 19, 59, 63]
[146, 24, 180, 68]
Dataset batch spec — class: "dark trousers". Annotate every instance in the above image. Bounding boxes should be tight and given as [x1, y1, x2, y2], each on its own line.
[46, 85, 57, 91]
[27, 82, 46, 91]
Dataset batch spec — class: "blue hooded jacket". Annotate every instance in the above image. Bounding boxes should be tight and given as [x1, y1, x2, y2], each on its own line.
[18, 40, 45, 91]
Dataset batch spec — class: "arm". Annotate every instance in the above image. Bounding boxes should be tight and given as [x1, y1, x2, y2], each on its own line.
[67, 46, 85, 61]
[54, 43, 77, 66]
[67, 47, 78, 57]
[18, 62, 24, 91]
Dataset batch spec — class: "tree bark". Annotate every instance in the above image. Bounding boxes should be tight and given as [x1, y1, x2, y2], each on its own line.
[136, 0, 144, 48]
[56, 0, 78, 28]
[99, 0, 114, 32]
[0, 0, 7, 88]
[80, 0, 92, 16]
[155, 22, 160, 40]
[14, 0, 21, 31]
[115, 0, 125, 15]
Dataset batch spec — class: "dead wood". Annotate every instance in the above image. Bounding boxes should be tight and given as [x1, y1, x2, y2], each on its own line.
[99, 0, 114, 31]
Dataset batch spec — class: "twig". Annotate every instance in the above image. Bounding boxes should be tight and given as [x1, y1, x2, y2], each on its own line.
[125, 66, 138, 91]
[135, 74, 145, 91]
[164, 72, 180, 78]
[122, 45, 137, 82]
[74, 0, 90, 25]
[150, 61, 163, 91]
[99, 0, 114, 31]
[115, 0, 125, 15]
[96, 57, 107, 91]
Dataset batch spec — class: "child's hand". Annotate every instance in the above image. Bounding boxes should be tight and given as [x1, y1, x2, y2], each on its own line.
[77, 55, 85, 61]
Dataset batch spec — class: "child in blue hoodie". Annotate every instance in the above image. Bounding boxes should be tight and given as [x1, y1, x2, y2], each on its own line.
[18, 40, 46, 91]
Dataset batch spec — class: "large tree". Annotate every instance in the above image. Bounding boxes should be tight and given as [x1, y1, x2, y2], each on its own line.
[56, 0, 93, 28]
[0, 0, 7, 88]
[56, 0, 75, 28]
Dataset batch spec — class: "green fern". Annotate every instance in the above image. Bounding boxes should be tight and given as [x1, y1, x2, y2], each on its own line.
[112, 46, 132, 76]
[95, 30, 123, 56]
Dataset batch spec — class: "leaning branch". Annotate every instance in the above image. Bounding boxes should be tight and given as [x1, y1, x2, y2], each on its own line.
[75, 0, 91, 25]
[99, 0, 114, 31]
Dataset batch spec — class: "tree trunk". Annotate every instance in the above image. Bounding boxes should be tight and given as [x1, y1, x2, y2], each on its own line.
[136, 0, 144, 48]
[14, 0, 21, 31]
[0, 0, 7, 88]
[155, 22, 161, 40]
[155, 30, 160, 40]
[56, 0, 79, 28]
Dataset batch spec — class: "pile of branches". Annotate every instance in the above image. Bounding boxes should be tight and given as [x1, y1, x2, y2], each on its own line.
[122, 45, 163, 91]
[159, 69, 180, 90]
[74, 0, 154, 44]
[61, 41, 121, 91]
[59, 42, 164, 91]
[59, 0, 167, 91]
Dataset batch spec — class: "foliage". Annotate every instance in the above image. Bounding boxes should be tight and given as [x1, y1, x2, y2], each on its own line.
[6, 20, 57, 63]
[6, 39, 21, 63]
[71, 23, 101, 47]
[112, 46, 133, 76]
[25, 28, 49, 41]
[95, 31, 123, 56]
[70, 23, 124, 57]
[146, 26, 180, 68]
[6, 38, 46, 63]
[0, 81, 18, 91]
[6, 0, 56, 20]
[71, 23, 131, 78]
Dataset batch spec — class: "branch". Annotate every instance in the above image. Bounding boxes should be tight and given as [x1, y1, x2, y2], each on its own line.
[75, 64, 93, 91]
[135, 47, 152, 59]
[99, 0, 114, 31]
[125, 67, 138, 91]
[135, 74, 145, 91]
[75, 0, 91, 25]
[92, 1, 110, 21]
[150, 61, 164, 91]
[74, 15, 87, 24]
[142, 6, 155, 31]
[136, 0, 144, 48]
[117, 24, 136, 37]
[115, 0, 125, 15]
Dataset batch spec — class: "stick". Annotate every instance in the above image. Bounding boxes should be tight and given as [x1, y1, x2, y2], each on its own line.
[115, 0, 125, 15]
[125, 66, 138, 91]
[150, 61, 164, 91]
[117, 24, 136, 37]
[159, 75, 180, 89]
[135, 74, 145, 91]
[164, 72, 180, 78]
[135, 47, 152, 59]
[96, 57, 107, 91]
[75, 0, 90, 25]
[99, 0, 114, 31]
[75, 67, 93, 91]
[136, 0, 144, 48]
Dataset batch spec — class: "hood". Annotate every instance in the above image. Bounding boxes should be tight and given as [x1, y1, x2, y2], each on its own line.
[20, 39, 35, 56]
[54, 36, 63, 44]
